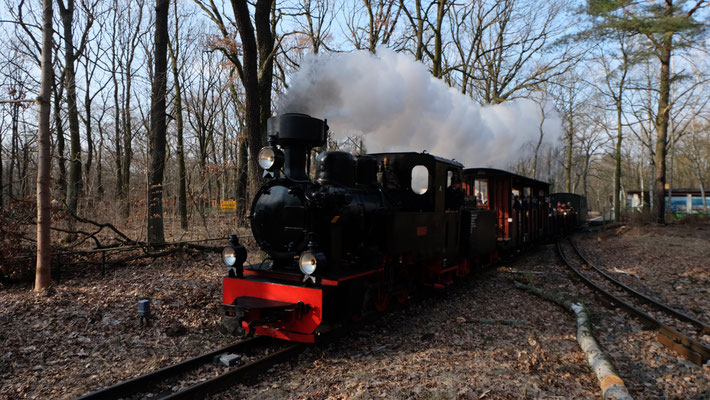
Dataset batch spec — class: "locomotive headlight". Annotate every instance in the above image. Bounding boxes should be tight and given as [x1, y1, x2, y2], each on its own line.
[299, 251, 325, 276]
[258, 146, 284, 171]
[223, 235, 248, 278]
[299, 252, 317, 275]
[222, 247, 237, 266]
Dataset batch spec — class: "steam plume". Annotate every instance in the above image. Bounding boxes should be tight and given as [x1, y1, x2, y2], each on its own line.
[278, 49, 561, 169]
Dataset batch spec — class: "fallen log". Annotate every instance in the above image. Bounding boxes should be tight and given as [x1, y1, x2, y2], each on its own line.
[514, 281, 633, 400]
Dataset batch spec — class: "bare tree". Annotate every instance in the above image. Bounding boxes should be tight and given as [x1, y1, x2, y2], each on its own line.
[577, 107, 610, 201]
[532, 94, 547, 180]
[588, 36, 633, 222]
[57, 0, 95, 222]
[168, 0, 188, 230]
[343, 0, 401, 53]
[550, 71, 588, 193]
[118, 0, 146, 217]
[292, 0, 336, 54]
[78, 10, 109, 196]
[147, 0, 170, 245]
[588, 0, 709, 223]
[468, 0, 576, 104]
[35, 0, 54, 292]
[195, 0, 278, 192]
[681, 120, 709, 213]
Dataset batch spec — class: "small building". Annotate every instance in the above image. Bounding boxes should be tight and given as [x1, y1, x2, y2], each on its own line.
[626, 189, 710, 214]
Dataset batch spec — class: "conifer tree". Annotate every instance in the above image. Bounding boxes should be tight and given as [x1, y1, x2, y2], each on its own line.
[586, 0, 707, 223]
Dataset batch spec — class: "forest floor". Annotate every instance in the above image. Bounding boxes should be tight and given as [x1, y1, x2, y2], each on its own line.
[1, 220, 709, 399]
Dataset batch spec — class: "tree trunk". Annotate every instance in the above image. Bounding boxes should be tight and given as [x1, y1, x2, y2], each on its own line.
[431, 0, 445, 78]
[59, 0, 83, 219]
[614, 101, 622, 222]
[147, 0, 169, 245]
[22, 139, 30, 196]
[96, 125, 104, 197]
[121, 7, 142, 218]
[236, 130, 248, 224]
[0, 126, 3, 208]
[699, 175, 707, 215]
[8, 102, 19, 201]
[35, 0, 54, 292]
[232, 0, 266, 191]
[532, 102, 546, 180]
[255, 0, 275, 182]
[220, 103, 229, 200]
[83, 76, 93, 194]
[652, 33, 672, 224]
[111, 54, 123, 200]
[170, 48, 188, 231]
[407, 0, 424, 61]
[230, 82, 248, 225]
[565, 111, 586, 193]
[169, 2, 188, 230]
[122, 75, 133, 217]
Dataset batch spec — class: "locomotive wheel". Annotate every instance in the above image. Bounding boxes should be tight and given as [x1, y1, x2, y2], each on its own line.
[394, 267, 412, 304]
[457, 259, 471, 277]
[395, 290, 409, 304]
[374, 288, 391, 312]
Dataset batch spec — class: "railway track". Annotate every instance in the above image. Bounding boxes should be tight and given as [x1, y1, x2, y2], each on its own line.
[76, 336, 304, 400]
[557, 238, 710, 366]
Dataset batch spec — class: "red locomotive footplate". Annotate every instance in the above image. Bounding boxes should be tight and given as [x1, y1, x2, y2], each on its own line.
[222, 276, 323, 343]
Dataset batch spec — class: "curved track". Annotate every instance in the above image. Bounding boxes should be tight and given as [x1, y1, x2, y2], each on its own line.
[76, 336, 303, 400]
[557, 238, 710, 366]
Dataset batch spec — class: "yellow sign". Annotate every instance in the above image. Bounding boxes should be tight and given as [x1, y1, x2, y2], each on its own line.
[220, 200, 237, 212]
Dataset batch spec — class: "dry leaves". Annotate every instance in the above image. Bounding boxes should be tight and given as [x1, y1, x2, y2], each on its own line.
[2, 222, 709, 399]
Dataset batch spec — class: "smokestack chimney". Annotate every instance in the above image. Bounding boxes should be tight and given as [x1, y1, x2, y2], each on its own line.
[267, 113, 327, 181]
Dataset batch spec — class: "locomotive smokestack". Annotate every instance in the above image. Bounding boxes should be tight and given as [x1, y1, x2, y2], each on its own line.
[267, 113, 328, 181]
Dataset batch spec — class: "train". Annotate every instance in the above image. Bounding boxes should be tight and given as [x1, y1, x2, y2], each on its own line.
[219, 113, 580, 343]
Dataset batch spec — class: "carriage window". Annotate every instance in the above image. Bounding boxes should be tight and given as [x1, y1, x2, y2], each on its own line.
[523, 187, 531, 197]
[474, 179, 488, 205]
[411, 165, 429, 195]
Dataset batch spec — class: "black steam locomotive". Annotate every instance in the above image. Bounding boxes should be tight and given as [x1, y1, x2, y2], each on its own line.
[219, 113, 576, 342]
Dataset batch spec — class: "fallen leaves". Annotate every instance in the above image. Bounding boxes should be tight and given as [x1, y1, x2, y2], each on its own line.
[2, 222, 708, 399]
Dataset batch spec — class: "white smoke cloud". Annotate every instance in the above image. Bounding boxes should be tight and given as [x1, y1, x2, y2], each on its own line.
[278, 49, 562, 169]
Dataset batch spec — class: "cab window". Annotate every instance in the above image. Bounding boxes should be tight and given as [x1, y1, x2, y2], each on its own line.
[411, 165, 429, 195]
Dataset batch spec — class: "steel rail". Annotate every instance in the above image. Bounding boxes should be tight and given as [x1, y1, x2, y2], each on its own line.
[569, 239, 710, 336]
[557, 240, 710, 366]
[161, 343, 305, 400]
[75, 336, 268, 400]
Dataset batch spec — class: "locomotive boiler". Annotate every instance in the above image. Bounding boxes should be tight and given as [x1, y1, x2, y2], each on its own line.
[250, 113, 390, 278]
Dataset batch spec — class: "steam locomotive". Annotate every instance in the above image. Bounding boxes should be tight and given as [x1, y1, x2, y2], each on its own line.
[219, 113, 578, 343]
